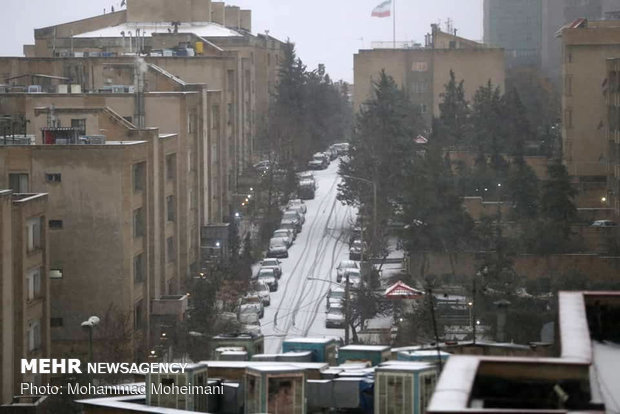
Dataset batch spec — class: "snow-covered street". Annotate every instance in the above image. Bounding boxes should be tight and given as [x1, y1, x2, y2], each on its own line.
[261, 161, 355, 353]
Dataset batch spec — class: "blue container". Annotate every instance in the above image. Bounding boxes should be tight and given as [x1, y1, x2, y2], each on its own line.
[282, 337, 338, 365]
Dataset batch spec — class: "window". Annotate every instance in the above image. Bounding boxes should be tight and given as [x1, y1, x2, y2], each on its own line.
[227, 103, 233, 125]
[420, 103, 428, 114]
[45, 173, 61, 183]
[211, 105, 220, 130]
[167, 237, 175, 263]
[50, 317, 63, 327]
[166, 154, 176, 181]
[132, 162, 146, 193]
[167, 195, 175, 222]
[134, 253, 145, 283]
[71, 118, 86, 135]
[9, 173, 29, 193]
[133, 208, 145, 238]
[565, 75, 573, 96]
[26, 217, 42, 252]
[48, 220, 63, 229]
[134, 300, 144, 330]
[26, 267, 42, 300]
[27, 320, 41, 352]
[49, 269, 63, 279]
[566, 108, 573, 128]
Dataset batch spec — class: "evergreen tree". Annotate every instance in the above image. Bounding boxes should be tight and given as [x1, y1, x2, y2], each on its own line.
[507, 155, 539, 220]
[271, 41, 308, 164]
[400, 134, 474, 257]
[502, 86, 533, 156]
[540, 161, 577, 225]
[470, 80, 504, 152]
[338, 70, 421, 226]
[437, 70, 469, 146]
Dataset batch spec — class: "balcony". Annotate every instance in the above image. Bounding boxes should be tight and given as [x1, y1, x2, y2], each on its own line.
[151, 295, 188, 320]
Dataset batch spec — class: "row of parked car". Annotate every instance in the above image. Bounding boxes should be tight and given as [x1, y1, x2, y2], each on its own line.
[237, 198, 311, 333]
[267, 199, 307, 258]
[325, 258, 362, 329]
[307, 142, 349, 170]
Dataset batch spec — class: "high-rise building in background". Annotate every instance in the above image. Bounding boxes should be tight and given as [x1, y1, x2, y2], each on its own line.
[483, 0, 543, 68]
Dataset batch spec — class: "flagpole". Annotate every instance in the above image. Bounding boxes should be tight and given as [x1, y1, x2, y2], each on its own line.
[393, 0, 396, 49]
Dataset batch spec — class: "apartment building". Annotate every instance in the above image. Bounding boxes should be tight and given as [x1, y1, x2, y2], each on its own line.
[354, 25, 505, 127]
[559, 19, 620, 208]
[0, 190, 50, 404]
[605, 57, 620, 216]
[21, 0, 285, 179]
[542, 0, 620, 81]
[0, 104, 194, 360]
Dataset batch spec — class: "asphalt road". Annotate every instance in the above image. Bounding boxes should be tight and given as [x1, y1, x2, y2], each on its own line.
[261, 160, 356, 353]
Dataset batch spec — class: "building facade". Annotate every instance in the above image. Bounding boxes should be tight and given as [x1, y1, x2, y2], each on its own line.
[542, 0, 620, 83]
[354, 25, 505, 127]
[560, 19, 620, 204]
[0, 190, 50, 404]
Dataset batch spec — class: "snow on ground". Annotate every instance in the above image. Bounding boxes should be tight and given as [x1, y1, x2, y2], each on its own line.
[261, 161, 356, 354]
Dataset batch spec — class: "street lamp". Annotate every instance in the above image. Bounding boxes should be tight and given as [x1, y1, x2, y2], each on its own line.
[81, 315, 100, 362]
[307, 277, 353, 345]
[340, 174, 377, 249]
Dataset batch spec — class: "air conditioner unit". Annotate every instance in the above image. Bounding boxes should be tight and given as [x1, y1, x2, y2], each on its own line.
[57, 85, 69, 94]
[70, 84, 81, 94]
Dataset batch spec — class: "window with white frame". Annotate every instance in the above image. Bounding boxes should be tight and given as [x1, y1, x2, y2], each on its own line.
[27, 319, 41, 352]
[26, 267, 42, 300]
[26, 217, 42, 252]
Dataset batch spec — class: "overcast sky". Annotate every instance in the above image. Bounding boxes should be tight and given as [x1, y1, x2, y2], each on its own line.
[0, 0, 482, 82]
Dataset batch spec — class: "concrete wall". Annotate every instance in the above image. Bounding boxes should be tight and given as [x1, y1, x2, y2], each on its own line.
[408, 251, 620, 282]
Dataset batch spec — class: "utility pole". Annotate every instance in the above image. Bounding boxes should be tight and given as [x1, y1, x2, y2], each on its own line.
[344, 273, 350, 345]
[472, 275, 477, 344]
[427, 287, 443, 371]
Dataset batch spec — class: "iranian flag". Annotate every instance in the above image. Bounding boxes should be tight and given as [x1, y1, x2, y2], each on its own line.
[371, 0, 392, 18]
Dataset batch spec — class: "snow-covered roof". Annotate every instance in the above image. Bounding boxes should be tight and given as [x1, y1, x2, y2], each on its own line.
[558, 291, 592, 362]
[77, 396, 192, 413]
[202, 361, 327, 369]
[75, 21, 242, 39]
[283, 337, 338, 344]
[427, 356, 479, 411]
[384, 280, 424, 298]
[246, 364, 304, 373]
[340, 345, 390, 352]
[398, 350, 450, 357]
[377, 361, 435, 372]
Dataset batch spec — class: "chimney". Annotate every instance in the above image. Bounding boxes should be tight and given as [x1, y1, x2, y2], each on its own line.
[225, 5, 240, 29]
[211, 2, 225, 25]
[240, 9, 251, 32]
[191, 0, 211, 22]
